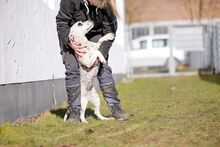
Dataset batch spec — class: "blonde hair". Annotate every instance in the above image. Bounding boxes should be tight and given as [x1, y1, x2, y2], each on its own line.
[98, 0, 120, 17]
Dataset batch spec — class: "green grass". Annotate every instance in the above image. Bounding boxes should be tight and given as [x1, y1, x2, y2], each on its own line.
[0, 75, 220, 147]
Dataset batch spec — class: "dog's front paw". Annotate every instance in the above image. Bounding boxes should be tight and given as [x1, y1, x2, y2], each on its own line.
[104, 33, 115, 41]
[100, 58, 106, 64]
[99, 33, 115, 43]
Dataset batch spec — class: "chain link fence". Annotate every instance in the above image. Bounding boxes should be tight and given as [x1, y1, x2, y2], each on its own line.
[126, 20, 220, 77]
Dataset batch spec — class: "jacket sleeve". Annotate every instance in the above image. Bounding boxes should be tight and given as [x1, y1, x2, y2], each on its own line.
[99, 6, 118, 59]
[56, 0, 75, 50]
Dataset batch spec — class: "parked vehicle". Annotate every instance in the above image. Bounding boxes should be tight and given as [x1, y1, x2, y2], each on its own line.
[129, 35, 185, 69]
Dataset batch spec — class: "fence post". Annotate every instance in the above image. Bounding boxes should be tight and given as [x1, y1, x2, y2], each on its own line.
[125, 24, 134, 78]
[168, 26, 176, 76]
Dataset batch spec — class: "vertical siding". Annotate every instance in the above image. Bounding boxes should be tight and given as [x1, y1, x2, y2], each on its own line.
[0, 9, 5, 83]
[0, 0, 126, 85]
[0, 0, 65, 84]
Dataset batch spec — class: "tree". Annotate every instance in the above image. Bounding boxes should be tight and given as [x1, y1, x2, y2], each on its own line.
[182, 0, 218, 21]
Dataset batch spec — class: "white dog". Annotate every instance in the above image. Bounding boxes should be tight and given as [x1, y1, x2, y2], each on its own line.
[64, 20, 115, 123]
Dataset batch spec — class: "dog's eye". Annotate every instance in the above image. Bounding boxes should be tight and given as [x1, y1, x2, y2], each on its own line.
[78, 22, 83, 26]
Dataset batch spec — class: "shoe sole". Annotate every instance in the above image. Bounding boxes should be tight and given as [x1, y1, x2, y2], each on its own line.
[109, 116, 129, 121]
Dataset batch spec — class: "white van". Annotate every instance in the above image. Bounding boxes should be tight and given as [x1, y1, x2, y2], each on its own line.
[129, 35, 185, 68]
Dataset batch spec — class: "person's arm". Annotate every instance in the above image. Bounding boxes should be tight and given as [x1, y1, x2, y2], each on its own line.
[56, 0, 75, 49]
[56, 0, 86, 56]
[99, 6, 118, 59]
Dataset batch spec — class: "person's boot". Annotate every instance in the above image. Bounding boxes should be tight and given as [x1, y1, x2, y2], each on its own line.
[64, 86, 81, 122]
[65, 107, 81, 123]
[108, 103, 129, 121]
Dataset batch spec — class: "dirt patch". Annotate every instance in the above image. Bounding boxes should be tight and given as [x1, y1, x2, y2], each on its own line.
[84, 128, 95, 134]
[13, 113, 42, 125]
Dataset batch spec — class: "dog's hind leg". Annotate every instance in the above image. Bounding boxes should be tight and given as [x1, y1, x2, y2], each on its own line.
[80, 92, 89, 123]
[90, 88, 110, 120]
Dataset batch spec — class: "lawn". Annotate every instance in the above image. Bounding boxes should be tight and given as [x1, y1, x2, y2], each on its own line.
[0, 75, 220, 147]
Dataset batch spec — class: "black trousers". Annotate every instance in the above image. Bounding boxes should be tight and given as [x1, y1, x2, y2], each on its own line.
[62, 49, 120, 109]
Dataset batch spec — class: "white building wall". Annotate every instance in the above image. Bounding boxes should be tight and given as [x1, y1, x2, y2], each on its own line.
[0, 0, 126, 85]
[0, 0, 65, 84]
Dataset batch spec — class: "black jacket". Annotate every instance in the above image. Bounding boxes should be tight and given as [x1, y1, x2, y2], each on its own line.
[56, 0, 118, 59]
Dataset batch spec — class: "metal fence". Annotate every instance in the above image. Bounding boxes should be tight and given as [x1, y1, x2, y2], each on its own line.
[213, 23, 220, 73]
[127, 19, 220, 77]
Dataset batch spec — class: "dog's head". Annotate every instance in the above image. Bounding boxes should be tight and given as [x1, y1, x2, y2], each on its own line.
[69, 20, 94, 42]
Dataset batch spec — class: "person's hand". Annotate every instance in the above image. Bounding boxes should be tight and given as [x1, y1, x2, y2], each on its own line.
[68, 41, 86, 57]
